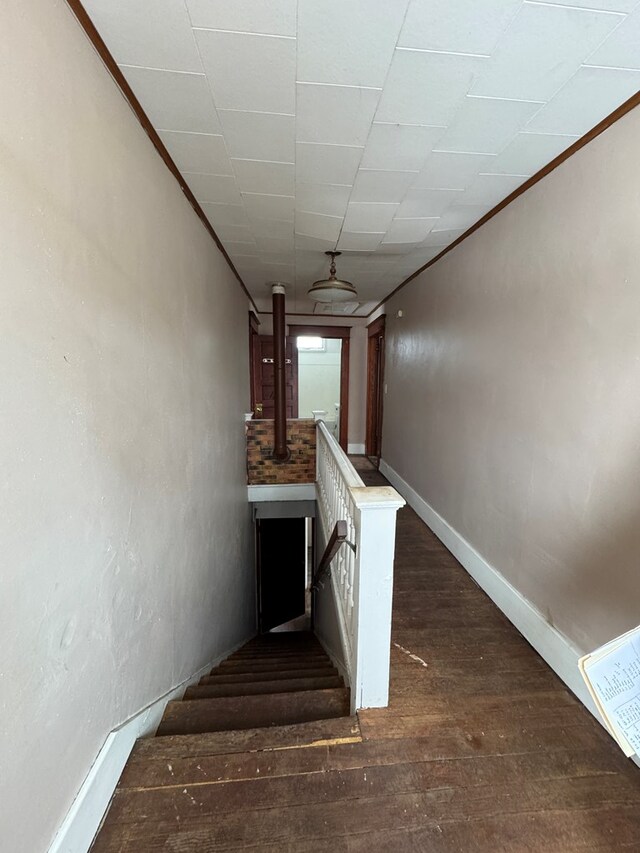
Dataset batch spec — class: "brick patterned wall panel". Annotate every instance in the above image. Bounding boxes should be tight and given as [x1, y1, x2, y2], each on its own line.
[246, 419, 316, 485]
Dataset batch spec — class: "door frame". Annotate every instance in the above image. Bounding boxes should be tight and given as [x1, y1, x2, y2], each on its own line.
[248, 311, 261, 415]
[288, 324, 350, 453]
[366, 315, 385, 461]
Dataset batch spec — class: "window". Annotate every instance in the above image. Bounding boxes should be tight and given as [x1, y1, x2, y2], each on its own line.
[296, 336, 325, 351]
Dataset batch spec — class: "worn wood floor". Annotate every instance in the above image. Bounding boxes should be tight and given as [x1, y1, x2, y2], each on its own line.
[93, 460, 640, 851]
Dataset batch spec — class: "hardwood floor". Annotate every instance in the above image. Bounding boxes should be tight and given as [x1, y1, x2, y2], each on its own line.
[93, 461, 640, 851]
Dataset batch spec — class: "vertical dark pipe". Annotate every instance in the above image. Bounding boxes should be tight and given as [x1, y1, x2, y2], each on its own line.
[272, 283, 289, 461]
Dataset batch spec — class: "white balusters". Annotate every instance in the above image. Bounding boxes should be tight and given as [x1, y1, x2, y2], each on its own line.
[315, 422, 405, 710]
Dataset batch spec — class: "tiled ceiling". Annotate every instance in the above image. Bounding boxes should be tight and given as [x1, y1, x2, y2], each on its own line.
[82, 0, 640, 315]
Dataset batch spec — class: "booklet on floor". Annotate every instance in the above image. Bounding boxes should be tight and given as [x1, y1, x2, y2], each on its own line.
[578, 625, 640, 758]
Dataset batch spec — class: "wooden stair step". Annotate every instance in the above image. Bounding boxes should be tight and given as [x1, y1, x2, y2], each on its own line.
[156, 688, 350, 736]
[228, 647, 326, 660]
[118, 727, 602, 791]
[200, 666, 338, 685]
[184, 675, 343, 699]
[131, 717, 361, 763]
[213, 657, 334, 675]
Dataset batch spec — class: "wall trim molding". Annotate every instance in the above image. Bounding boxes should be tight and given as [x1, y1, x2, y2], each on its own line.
[347, 443, 365, 455]
[48, 636, 251, 853]
[379, 459, 603, 720]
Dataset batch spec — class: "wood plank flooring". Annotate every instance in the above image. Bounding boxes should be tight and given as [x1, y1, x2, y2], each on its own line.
[92, 460, 640, 851]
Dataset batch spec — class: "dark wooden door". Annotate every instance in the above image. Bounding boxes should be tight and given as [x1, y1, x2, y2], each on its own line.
[257, 518, 306, 632]
[366, 317, 385, 462]
[257, 336, 298, 418]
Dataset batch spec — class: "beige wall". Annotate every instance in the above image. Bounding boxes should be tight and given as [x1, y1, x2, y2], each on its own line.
[1, 2, 255, 849]
[384, 105, 640, 656]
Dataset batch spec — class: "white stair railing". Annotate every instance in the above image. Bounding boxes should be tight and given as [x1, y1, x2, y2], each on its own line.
[314, 421, 405, 710]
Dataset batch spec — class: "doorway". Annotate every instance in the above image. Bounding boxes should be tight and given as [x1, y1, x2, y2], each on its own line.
[289, 324, 350, 452]
[366, 315, 385, 466]
[252, 335, 299, 419]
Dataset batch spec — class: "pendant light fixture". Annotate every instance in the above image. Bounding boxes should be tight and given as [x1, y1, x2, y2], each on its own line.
[307, 251, 358, 303]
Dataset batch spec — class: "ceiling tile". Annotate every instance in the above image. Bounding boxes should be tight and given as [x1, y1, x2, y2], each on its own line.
[201, 203, 250, 228]
[587, 5, 640, 68]
[195, 30, 295, 113]
[375, 50, 487, 127]
[350, 170, 419, 203]
[470, 3, 624, 101]
[421, 228, 465, 247]
[431, 204, 491, 232]
[295, 234, 339, 253]
[242, 192, 295, 221]
[375, 241, 422, 254]
[486, 132, 578, 176]
[159, 131, 232, 174]
[526, 65, 640, 136]
[183, 172, 242, 204]
[397, 187, 464, 217]
[540, 0, 637, 11]
[119, 66, 221, 134]
[214, 223, 256, 243]
[343, 202, 399, 232]
[256, 235, 295, 254]
[297, 0, 410, 88]
[219, 111, 295, 161]
[82, 0, 202, 72]
[458, 173, 527, 207]
[296, 143, 363, 185]
[398, 0, 522, 55]
[232, 160, 294, 195]
[295, 211, 343, 242]
[436, 96, 543, 155]
[249, 219, 294, 241]
[225, 242, 259, 258]
[296, 84, 381, 146]
[295, 183, 352, 217]
[413, 151, 497, 190]
[338, 232, 385, 251]
[384, 218, 439, 243]
[361, 123, 446, 171]
[185, 0, 297, 36]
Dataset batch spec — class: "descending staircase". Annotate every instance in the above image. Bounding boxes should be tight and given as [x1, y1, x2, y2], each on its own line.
[92, 631, 357, 852]
[156, 631, 350, 736]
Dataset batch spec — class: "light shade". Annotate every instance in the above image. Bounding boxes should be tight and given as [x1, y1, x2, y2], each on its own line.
[308, 251, 358, 303]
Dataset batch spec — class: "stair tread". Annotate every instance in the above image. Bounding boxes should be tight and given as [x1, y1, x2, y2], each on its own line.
[228, 648, 327, 660]
[201, 666, 338, 685]
[215, 657, 333, 674]
[186, 675, 343, 699]
[156, 688, 350, 736]
[132, 716, 361, 761]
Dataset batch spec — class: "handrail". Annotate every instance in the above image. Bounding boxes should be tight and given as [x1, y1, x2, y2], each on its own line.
[312, 519, 351, 590]
[316, 420, 363, 489]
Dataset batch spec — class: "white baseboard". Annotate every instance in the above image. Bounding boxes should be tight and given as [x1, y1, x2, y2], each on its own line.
[379, 459, 602, 722]
[347, 443, 365, 455]
[48, 636, 252, 853]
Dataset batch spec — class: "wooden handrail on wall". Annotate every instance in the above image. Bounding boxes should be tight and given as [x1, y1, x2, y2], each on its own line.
[312, 520, 350, 590]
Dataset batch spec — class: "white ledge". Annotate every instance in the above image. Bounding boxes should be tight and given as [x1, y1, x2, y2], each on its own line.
[247, 483, 316, 502]
[350, 486, 406, 510]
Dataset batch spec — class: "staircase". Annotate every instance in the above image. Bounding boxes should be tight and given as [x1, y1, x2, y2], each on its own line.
[156, 631, 350, 736]
[91, 631, 357, 851]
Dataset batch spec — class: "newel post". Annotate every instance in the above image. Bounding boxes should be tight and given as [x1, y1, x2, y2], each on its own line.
[350, 486, 405, 711]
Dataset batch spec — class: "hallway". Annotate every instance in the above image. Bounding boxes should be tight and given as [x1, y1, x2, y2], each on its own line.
[91, 461, 640, 851]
